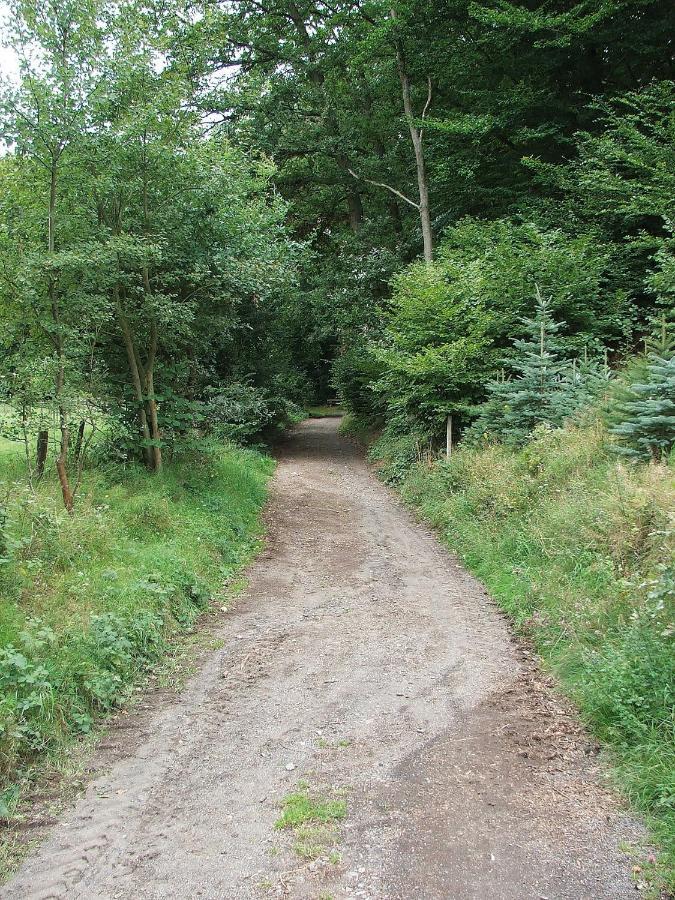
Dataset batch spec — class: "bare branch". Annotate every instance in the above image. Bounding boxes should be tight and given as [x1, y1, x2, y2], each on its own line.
[422, 77, 432, 120]
[347, 168, 419, 210]
[420, 77, 432, 142]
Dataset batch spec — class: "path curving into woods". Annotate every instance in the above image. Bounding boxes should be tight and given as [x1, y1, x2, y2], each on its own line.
[3, 417, 642, 900]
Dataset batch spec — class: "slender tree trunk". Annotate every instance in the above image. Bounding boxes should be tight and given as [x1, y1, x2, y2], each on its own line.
[54, 357, 74, 513]
[48, 158, 57, 257]
[146, 396, 162, 471]
[144, 321, 162, 472]
[116, 289, 154, 469]
[347, 191, 363, 233]
[140, 144, 162, 472]
[74, 419, 86, 461]
[397, 66, 433, 262]
[109, 204, 155, 469]
[48, 154, 75, 512]
[55, 413, 73, 513]
[21, 405, 35, 490]
[390, 9, 433, 262]
[36, 430, 48, 478]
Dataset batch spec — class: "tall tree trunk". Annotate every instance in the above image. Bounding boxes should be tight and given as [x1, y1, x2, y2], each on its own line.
[139, 142, 162, 472]
[390, 9, 433, 262]
[54, 356, 74, 513]
[397, 64, 433, 262]
[347, 191, 363, 233]
[144, 321, 162, 472]
[55, 409, 73, 513]
[36, 430, 48, 479]
[48, 153, 75, 512]
[74, 419, 86, 461]
[48, 157, 57, 257]
[116, 289, 154, 469]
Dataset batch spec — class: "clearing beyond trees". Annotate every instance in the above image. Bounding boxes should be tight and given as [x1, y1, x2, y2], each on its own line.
[2, 419, 645, 899]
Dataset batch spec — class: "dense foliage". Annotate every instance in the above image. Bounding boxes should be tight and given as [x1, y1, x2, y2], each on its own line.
[610, 325, 675, 461]
[328, 78, 674, 440]
[0, 0, 308, 508]
[466, 294, 610, 446]
[1, 0, 673, 476]
[195, 0, 674, 411]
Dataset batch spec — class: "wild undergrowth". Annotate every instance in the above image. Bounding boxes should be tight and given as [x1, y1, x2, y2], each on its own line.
[0, 436, 273, 805]
[370, 416, 674, 891]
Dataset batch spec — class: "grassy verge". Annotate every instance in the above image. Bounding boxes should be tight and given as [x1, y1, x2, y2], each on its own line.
[306, 405, 344, 418]
[369, 418, 674, 893]
[0, 436, 273, 810]
[338, 412, 379, 445]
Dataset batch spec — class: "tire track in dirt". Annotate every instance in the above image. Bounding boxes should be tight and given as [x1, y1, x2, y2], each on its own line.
[2, 418, 642, 899]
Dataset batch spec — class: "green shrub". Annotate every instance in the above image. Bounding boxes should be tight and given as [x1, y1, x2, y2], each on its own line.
[361, 218, 631, 440]
[466, 293, 611, 446]
[368, 429, 431, 484]
[200, 381, 304, 445]
[202, 382, 275, 442]
[332, 342, 385, 424]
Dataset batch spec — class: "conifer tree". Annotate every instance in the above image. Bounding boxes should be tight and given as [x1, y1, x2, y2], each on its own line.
[467, 290, 609, 445]
[468, 290, 567, 444]
[610, 322, 675, 462]
[559, 350, 612, 419]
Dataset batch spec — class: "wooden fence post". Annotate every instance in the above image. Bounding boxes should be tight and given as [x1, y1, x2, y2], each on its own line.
[446, 414, 452, 460]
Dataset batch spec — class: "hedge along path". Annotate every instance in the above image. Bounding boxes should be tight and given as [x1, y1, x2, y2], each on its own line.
[2, 417, 643, 899]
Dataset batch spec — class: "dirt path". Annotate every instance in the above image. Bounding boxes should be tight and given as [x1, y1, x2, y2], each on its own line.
[3, 418, 642, 900]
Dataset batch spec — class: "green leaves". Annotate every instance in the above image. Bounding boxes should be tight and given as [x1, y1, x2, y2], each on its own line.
[359, 216, 623, 440]
[570, 81, 675, 232]
[0, 0, 305, 471]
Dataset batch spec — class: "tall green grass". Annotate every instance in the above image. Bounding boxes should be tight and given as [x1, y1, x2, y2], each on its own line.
[371, 418, 674, 891]
[0, 437, 273, 798]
